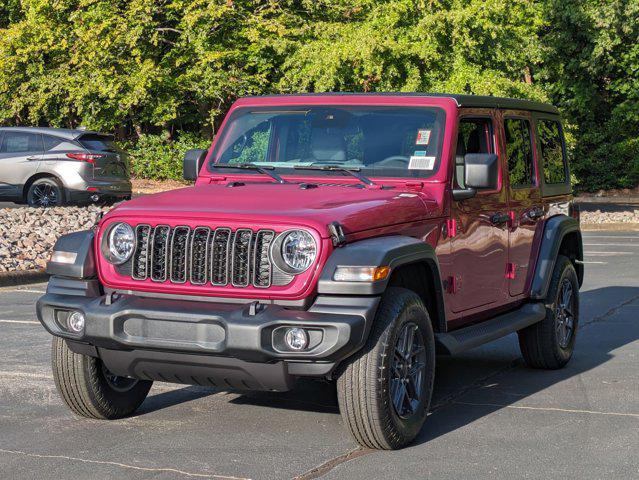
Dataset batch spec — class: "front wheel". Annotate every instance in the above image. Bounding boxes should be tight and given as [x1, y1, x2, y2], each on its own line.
[336, 288, 436, 450]
[518, 255, 580, 369]
[51, 337, 152, 419]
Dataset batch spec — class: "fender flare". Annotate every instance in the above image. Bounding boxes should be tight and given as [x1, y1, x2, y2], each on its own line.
[530, 215, 583, 300]
[318, 236, 442, 295]
[46, 230, 97, 279]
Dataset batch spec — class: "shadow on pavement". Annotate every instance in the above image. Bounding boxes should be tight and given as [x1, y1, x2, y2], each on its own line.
[133, 286, 637, 446]
[414, 285, 639, 446]
[135, 385, 217, 415]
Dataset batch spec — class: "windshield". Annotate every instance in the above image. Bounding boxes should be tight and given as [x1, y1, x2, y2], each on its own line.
[209, 106, 446, 179]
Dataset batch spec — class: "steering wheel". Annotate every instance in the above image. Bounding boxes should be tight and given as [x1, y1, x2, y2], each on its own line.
[375, 156, 410, 167]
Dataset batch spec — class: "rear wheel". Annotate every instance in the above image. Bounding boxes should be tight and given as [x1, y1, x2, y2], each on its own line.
[336, 288, 436, 450]
[518, 255, 579, 369]
[51, 336, 152, 419]
[27, 177, 64, 207]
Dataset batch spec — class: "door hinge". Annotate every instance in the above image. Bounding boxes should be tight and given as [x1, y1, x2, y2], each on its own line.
[443, 219, 457, 238]
[443, 275, 459, 294]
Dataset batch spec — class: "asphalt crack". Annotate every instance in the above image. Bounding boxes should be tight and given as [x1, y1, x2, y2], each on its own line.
[0, 448, 249, 479]
[292, 448, 375, 480]
[581, 293, 639, 327]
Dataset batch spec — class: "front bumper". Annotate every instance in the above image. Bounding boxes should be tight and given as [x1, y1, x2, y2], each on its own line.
[37, 279, 379, 391]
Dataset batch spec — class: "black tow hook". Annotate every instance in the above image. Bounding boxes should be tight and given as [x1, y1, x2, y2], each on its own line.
[248, 301, 266, 316]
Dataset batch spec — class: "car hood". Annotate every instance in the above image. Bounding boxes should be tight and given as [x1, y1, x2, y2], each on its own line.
[106, 182, 441, 237]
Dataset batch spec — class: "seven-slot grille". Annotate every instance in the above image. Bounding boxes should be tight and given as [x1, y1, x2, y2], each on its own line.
[130, 225, 279, 288]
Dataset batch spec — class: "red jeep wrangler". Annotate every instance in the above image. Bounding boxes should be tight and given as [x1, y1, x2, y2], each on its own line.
[38, 94, 583, 450]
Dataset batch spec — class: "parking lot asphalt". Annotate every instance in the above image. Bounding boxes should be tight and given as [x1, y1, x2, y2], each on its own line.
[0, 230, 637, 480]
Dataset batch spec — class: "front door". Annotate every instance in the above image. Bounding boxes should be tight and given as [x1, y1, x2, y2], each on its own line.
[0, 131, 43, 199]
[501, 112, 543, 296]
[450, 111, 509, 314]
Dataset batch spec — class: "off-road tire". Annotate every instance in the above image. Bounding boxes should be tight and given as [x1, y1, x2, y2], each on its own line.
[51, 336, 152, 419]
[27, 177, 65, 207]
[336, 287, 436, 450]
[518, 255, 579, 369]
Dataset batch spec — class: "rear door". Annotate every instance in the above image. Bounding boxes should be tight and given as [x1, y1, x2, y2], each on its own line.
[77, 133, 129, 181]
[501, 111, 543, 296]
[0, 131, 44, 198]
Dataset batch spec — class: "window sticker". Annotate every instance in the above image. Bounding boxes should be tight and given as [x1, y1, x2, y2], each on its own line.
[416, 129, 432, 145]
[408, 154, 436, 170]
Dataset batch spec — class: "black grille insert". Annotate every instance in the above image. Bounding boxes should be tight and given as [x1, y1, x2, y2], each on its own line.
[169, 226, 190, 283]
[231, 229, 253, 287]
[253, 230, 275, 287]
[210, 228, 231, 286]
[150, 225, 170, 282]
[189, 227, 210, 285]
[132, 225, 151, 280]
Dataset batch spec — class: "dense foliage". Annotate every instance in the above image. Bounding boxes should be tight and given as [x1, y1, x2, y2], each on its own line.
[0, 0, 637, 190]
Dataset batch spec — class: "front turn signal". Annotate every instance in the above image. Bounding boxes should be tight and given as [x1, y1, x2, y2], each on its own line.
[333, 266, 391, 282]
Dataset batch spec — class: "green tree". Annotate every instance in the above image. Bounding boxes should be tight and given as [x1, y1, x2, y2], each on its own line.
[538, 0, 639, 191]
[0, 0, 636, 188]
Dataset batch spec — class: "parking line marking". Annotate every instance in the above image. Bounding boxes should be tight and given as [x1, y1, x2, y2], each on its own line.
[0, 319, 40, 325]
[455, 401, 639, 418]
[583, 236, 639, 239]
[0, 448, 250, 480]
[584, 251, 633, 255]
[583, 243, 639, 247]
[579, 261, 608, 264]
[0, 371, 53, 380]
[0, 288, 45, 294]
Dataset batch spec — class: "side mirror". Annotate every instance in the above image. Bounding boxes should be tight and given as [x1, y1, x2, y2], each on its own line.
[465, 153, 499, 190]
[452, 153, 499, 201]
[183, 149, 208, 181]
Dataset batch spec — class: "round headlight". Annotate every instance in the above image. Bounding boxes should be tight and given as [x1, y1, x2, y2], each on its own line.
[275, 230, 317, 274]
[106, 222, 135, 264]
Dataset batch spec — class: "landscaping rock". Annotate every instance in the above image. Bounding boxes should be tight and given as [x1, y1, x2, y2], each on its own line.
[0, 205, 111, 272]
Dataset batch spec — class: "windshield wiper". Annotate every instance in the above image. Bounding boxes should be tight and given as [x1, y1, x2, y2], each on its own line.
[212, 163, 287, 184]
[293, 165, 374, 186]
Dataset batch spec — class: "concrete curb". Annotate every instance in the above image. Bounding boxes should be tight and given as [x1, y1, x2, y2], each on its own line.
[0, 269, 49, 288]
[575, 197, 639, 204]
[580, 223, 639, 232]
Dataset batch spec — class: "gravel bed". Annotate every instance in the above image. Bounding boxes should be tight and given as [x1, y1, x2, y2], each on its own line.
[0, 206, 110, 272]
[0, 205, 637, 273]
[581, 209, 639, 224]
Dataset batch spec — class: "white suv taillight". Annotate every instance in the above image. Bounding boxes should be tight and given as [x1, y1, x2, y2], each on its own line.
[66, 152, 105, 164]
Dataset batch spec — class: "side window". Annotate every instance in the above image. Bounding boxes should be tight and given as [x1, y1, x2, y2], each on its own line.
[537, 120, 567, 184]
[504, 118, 534, 187]
[0, 132, 43, 154]
[42, 135, 63, 151]
[455, 118, 494, 188]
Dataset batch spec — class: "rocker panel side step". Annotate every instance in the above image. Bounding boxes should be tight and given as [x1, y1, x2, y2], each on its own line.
[435, 303, 546, 355]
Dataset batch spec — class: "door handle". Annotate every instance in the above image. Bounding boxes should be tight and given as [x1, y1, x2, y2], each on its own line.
[26, 155, 39, 161]
[490, 213, 510, 226]
[527, 206, 545, 220]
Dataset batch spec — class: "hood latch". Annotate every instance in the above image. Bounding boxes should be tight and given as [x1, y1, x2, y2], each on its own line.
[328, 222, 346, 247]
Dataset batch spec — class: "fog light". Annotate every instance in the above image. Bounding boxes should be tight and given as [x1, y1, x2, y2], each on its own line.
[67, 311, 85, 333]
[284, 327, 309, 351]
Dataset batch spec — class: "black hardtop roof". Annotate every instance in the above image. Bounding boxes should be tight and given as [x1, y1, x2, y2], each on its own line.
[246, 92, 559, 115]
